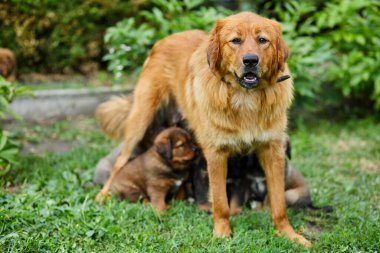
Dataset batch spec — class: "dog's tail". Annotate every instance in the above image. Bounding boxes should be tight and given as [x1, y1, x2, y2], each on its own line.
[95, 95, 133, 140]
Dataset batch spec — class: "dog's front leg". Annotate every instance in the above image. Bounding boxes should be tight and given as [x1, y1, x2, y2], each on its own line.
[257, 140, 311, 247]
[204, 149, 231, 237]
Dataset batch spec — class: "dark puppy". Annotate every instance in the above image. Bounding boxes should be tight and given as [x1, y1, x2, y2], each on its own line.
[95, 127, 196, 213]
[190, 140, 333, 214]
[0, 48, 16, 81]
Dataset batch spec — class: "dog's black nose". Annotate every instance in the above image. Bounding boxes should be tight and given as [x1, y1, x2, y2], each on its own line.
[243, 54, 259, 67]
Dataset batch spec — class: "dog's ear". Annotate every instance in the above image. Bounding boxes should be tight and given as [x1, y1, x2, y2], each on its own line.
[273, 23, 290, 73]
[156, 139, 172, 161]
[276, 36, 290, 73]
[207, 20, 224, 72]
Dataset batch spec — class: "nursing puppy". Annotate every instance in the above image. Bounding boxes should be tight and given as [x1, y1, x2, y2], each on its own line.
[104, 127, 196, 213]
[227, 152, 333, 214]
[189, 140, 322, 215]
[96, 95, 184, 160]
[96, 12, 310, 246]
[0, 48, 16, 81]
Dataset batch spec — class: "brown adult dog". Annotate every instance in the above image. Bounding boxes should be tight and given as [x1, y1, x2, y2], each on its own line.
[0, 48, 16, 81]
[108, 127, 196, 213]
[96, 12, 310, 246]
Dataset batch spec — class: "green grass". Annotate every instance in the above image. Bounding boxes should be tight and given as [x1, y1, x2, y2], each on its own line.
[1, 117, 379, 252]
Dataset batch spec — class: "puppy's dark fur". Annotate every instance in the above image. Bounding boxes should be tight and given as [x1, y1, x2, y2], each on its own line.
[189, 140, 333, 214]
[0, 48, 16, 81]
[96, 127, 196, 213]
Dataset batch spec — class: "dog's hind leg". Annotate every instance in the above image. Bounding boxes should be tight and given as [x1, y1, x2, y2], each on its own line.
[96, 78, 169, 201]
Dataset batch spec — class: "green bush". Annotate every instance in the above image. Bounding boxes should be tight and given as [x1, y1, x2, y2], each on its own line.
[103, 0, 231, 80]
[248, 0, 380, 111]
[315, 0, 380, 109]
[0, 0, 141, 73]
[0, 77, 30, 176]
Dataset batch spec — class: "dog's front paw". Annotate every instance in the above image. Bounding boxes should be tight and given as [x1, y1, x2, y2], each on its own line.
[96, 191, 110, 202]
[213, 219, 231, 238]
[279, 229, 312, 248]
[291, 233, 312, 248]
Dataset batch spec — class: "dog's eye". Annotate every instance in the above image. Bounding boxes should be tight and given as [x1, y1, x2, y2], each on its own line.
[230, 38, 241, 45]
[176, 143, 185, 148]
[258, 37, 268, 44]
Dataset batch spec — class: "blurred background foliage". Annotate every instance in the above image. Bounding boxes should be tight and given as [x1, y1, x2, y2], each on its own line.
[0, 77, 30, 175]
[0, 0, 140, 74]
[0, 0, 379, 113]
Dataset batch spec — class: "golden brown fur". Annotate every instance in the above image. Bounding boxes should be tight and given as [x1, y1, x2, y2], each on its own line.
[96, 12, 310, 246]
[109, 127, 196, 213]
[96, 96, 134, 140]
[0, 48, 16, 81]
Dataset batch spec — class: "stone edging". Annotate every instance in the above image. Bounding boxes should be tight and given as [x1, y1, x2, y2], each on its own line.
[8, 86, 131, 122]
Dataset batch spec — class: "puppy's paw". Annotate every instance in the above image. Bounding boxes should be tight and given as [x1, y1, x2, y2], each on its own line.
[153, 203, 168, 214]
[198, 203, 212, 214]
[230, 206, 243, 216]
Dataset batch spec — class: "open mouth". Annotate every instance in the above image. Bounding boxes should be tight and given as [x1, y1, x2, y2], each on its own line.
[235, 72, 260, 89]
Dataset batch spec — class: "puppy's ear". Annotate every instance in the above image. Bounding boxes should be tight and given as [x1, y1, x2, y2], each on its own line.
[285, 138, 292, 160]
[207, 20, 224, 72]
[156, 139, 172, 161]
[276, 36, 290, 73]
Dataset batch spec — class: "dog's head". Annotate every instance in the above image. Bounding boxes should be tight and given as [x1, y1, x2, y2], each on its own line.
[207, 12, 289, 89]
[154, 127, 197, 170]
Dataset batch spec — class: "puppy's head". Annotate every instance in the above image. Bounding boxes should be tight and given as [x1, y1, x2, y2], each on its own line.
[154, 127, 197, 170]
[0, 49, 16, 78]
[207, 12, 290, 89]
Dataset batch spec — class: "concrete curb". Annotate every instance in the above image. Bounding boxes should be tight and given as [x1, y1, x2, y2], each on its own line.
[8, 86, 132, 122]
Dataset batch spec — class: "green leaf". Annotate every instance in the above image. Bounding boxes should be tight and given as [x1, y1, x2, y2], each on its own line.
[0, 133, 7, 150]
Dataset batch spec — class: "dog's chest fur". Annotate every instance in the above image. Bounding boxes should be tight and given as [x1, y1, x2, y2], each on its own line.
[185, 69, 292, 152]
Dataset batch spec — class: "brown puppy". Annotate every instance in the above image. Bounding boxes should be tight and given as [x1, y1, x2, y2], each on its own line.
[108, 127, 196, 213]
[0, 48, 16, 81]
[96, 12, 310, 246]
[96, 95, 184, 160]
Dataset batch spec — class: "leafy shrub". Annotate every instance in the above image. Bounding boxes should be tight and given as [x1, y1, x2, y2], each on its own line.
[250, 0, 380, 111]
[103, 0, 231, 80]
[0, 77, 30, 176]
[314, 0, 380, 109]
[0, 0, 141, 73]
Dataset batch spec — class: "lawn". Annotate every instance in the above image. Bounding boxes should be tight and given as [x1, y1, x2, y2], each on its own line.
[1, 116, 379, 252]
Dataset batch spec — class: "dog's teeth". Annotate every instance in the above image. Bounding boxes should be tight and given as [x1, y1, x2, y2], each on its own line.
[244, 76, 257, 82]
